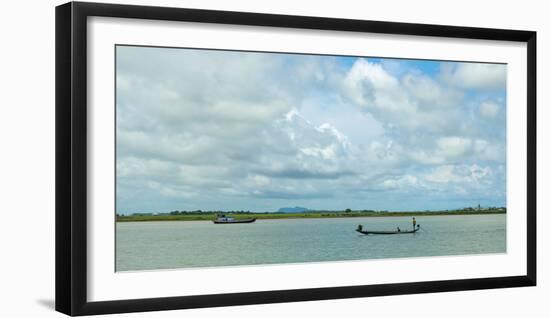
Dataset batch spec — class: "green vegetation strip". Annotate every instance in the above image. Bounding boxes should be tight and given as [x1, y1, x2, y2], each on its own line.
[116, 209, 505, 222]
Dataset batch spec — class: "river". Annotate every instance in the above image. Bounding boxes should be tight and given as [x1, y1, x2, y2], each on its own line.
[116, 214, 506, 271]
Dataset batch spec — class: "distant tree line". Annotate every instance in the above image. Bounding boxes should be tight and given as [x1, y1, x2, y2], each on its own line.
[120, 206, 505, 217]
[167, 210, 251, 215]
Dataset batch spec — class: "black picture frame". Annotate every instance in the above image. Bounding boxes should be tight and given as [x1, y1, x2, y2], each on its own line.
[55, 1, 537, 316]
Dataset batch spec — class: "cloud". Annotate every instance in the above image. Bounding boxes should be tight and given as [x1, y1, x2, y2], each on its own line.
[441, 63, 506, 90]
[381, 175, 420, 190]
[344, 58, 413, 114]
[473, 139, 503, 161]
[479, 101, 500, 118]
[342, 58, 465, 133]
[116, 47, 507, 213]
[420, 163, 503, 202]
[436, 136, 473, 159]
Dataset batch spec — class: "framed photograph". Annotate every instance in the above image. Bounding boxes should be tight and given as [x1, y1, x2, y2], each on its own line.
[55, 1, 536, 316]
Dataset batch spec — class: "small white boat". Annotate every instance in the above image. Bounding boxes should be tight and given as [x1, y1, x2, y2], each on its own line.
[212, 215, 256, 224]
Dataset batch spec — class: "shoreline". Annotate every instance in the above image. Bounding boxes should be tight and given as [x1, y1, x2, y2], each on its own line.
[116, 210, 506, 222]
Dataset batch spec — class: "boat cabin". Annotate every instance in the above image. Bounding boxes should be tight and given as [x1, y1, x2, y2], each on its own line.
[216, 214, 234, 222]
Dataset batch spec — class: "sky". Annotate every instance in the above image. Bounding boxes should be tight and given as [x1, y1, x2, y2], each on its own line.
[115, 45, 507, 214]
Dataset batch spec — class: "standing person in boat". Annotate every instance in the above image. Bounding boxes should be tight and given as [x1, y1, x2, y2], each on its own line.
[412, 217, 417, 230]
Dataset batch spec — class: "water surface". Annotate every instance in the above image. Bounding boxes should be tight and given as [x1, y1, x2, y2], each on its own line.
[116, 214, 506, 271]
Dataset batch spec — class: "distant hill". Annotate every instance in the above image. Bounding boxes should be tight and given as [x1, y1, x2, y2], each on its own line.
[277, 206, 311, 213]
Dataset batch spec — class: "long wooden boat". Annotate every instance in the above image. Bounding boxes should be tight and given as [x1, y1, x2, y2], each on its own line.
[212, 216, 256, 224]
[356, 224, 419, 235]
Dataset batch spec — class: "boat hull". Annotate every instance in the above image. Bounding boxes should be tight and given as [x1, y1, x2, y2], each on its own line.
[212, 218, 256, 224]
[356, 228, 418, 235]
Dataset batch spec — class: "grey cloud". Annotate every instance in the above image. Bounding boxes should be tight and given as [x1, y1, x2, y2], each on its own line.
[259, 168, 356, 180]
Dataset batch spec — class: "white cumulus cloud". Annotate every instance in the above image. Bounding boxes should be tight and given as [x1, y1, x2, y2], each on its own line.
[441, 63, 506, 90]
[479, 101, 500, 118]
